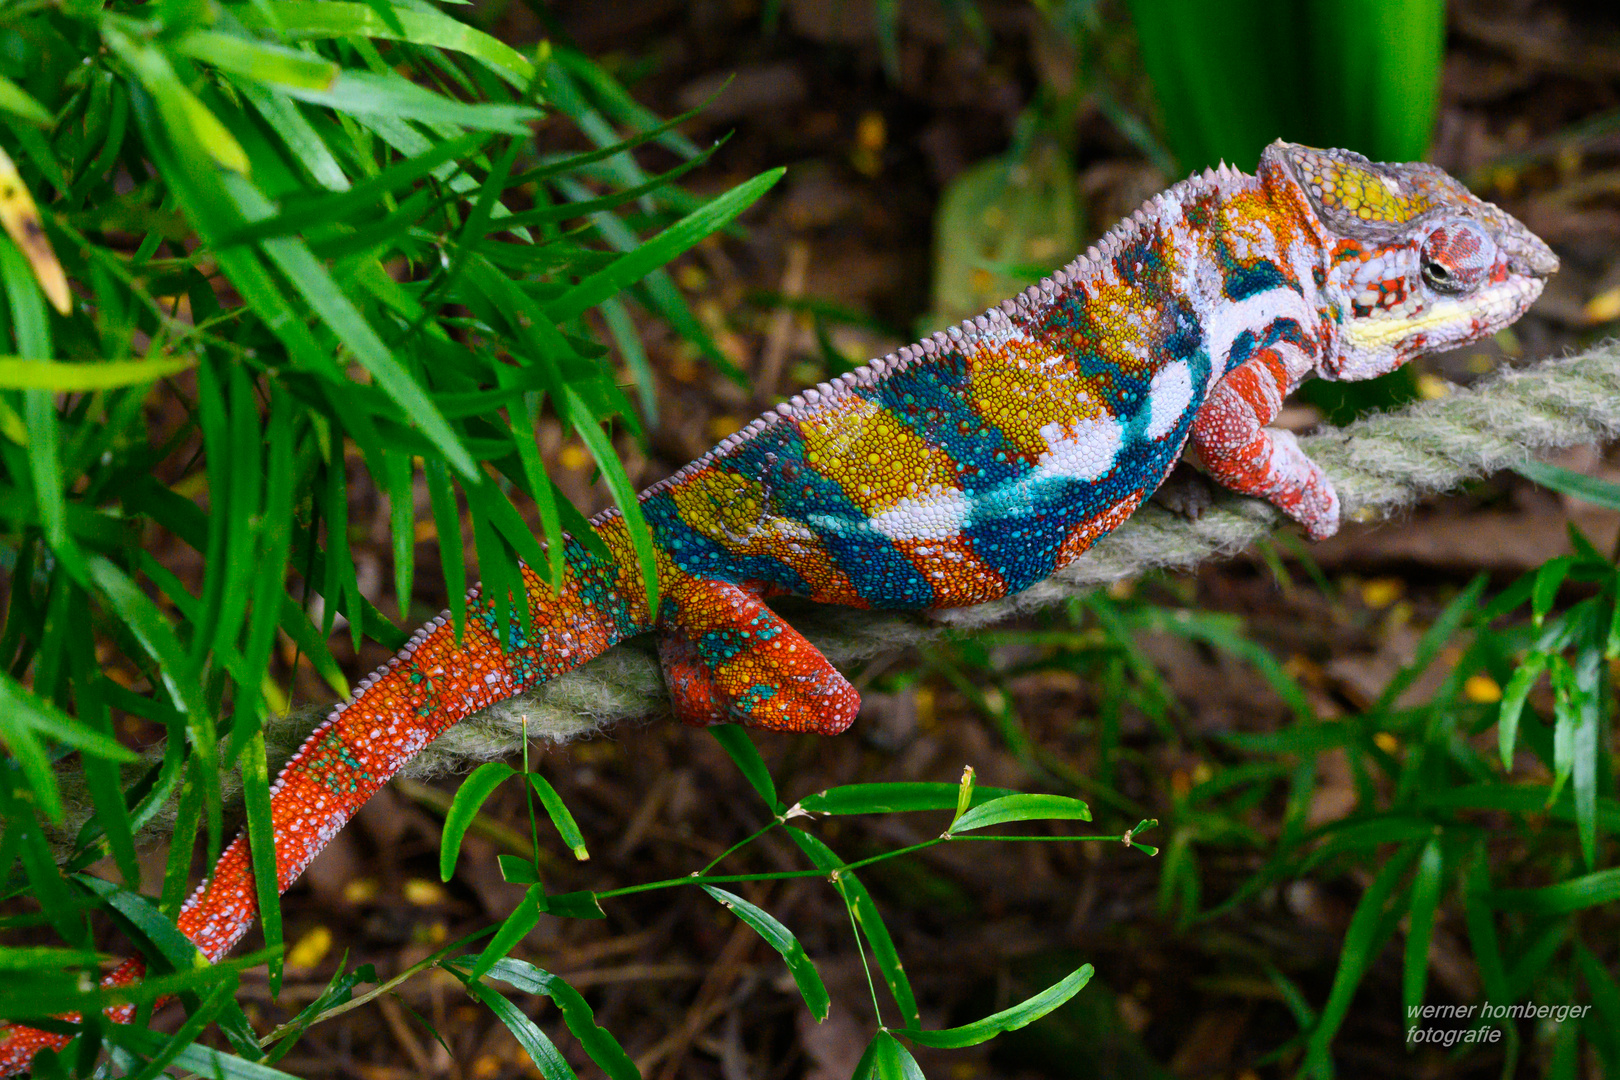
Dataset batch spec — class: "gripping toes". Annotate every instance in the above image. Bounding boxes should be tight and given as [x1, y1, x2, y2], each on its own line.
[1257, 429, 1341, 540]
[656, 578, 859, 735]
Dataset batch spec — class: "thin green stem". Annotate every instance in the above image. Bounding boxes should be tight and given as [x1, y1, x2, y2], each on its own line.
[699, 816, 785, 876]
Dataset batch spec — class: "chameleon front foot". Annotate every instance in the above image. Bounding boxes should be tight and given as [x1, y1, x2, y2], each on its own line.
[656, 578, 859, 735]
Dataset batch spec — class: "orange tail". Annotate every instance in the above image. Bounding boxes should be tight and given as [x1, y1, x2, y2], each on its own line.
[0, 522, 652, 1074]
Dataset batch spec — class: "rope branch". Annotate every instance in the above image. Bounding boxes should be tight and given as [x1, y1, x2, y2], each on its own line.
[50, 342, 1620, 849]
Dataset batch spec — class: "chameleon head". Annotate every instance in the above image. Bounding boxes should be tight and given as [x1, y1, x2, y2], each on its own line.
[1260, 141, 1558, 381]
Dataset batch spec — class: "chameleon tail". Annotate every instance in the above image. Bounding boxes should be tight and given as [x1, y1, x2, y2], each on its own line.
[0, 518, 653, 1075]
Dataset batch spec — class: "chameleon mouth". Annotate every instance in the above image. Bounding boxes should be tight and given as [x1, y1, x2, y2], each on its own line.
[1334, 274, 1547, 371]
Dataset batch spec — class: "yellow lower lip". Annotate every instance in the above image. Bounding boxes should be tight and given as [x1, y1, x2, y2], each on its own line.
[1342, 279, 1541, 351]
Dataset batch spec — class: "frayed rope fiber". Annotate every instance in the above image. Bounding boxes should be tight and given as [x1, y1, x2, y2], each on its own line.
[50, 342, 1620, 847]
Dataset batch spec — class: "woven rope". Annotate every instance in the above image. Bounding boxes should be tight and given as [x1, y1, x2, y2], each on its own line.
[51, 343, 1620, 848]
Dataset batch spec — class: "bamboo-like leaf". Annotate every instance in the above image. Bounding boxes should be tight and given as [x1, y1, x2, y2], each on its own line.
[461, 976, 577, 1080]
[0, 356, 192, 389]
[947, 793, 1092, 833]
[88, 555, 219, 853]
[1516, 459, 1620, 513]
[789, 828, 920, 1028]
[1301, 840, 1423, 1070]
[704, 886, 830, 1021]
[0, 765, 86, 945]
[897, 964, 1093, 1048]
[422, 458, 468, 637]
[172, 30, 340, 90]
[562, 386, 658, 615]
[796, 782, 1019, 816]
[250, 2, 534, 85]
[707, 725, 779, 812]
[545, 168, 784, 325]
[276, 71, 538, 132]
[0, 74, 52, 127]
[1498, 652, 1547, 770]
[240, 727, 283, 995]
[104, 29, 251, 175]
[480, 959, 638, 1080]
[439, 761, 516, 880]
[66, 599, 141, 886]
[469, 884, 545, 982]
[103, 1024, 303, 1080]
[1402, 837, 1443, 1022]
[525, 773, 588, 860]
[851, 1032, 926, 1080]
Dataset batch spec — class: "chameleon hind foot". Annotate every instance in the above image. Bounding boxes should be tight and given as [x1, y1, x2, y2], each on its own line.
[656, 578, 859, 735]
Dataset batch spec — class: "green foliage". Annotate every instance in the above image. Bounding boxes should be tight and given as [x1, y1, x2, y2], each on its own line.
[0, 0, 781, 1070]
[1126, 0, 1446, 175]
[924, 479, 1620, 1071]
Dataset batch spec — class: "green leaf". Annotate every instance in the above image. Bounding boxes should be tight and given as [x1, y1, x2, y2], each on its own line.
[0, 947, 105, 971]
[796, 782, 1020, 816]
[851, 1032, 926, 1080]
[789, 828, 919, 1027]
[218, 130, 490, 244]
[1515, 459, 1620, 513]
[1498, 652, 1547, 770]
[67, 598, 140, 886]
[1302, 841, 1423, 1071]
[251, 2, 535, 86]
[953, 766, 976, 824]
[540, 892, 606, 920]
[897, 964, 1093, 1047]
[103, 1024, 304, 1080]
[526, 773, 588, 861]
[1570, 651, 1602, 869]
[0, 768, 85, 945]
[1575, 943, 1620, 1069]
[237, 183, 479, 481]
[275, 71, 538, 133]
[240, 727, 283, 994]
[122, 975, 241, 1080]
[0, 357, 193, 391]
[1402, 837, 1443, 1023]
[480, 959, 639, 1080]
[87, 556, 219, 852]
[103, 29, 251, 175]
[497, 855, 540, 885]
[469, 884, 545, 982]
[947, 793, 1092, 833]
[708, 725, 779, 812]
[171, 30, 340, 90]
[0, 75, 52, 127]
[703, 886, 829, 1021]
[76, 875, 205, 972]
[562, 386, 658, 615]
[461, 977, 577, 1080]
[544, 168, 785, 324]
[0, 672, 137, 825]
[1532, 556, 1575, 625]
[439, 762, 515, 881]
[1490, 867, 1620, 914]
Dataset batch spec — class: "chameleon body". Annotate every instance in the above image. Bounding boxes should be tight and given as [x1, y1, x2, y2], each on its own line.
[0, 142, 1557, 1072]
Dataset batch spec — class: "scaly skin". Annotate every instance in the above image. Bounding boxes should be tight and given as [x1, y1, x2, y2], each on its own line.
[0, 142, 1557, 1073]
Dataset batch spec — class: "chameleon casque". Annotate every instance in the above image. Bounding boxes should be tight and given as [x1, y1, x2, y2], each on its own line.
[0, 141, 1558, 1072]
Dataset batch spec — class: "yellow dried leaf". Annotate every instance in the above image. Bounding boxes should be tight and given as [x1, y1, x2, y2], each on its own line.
[0, 146, 70, 315]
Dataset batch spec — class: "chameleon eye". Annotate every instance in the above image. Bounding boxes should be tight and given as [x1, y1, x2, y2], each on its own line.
[1420, 222, 1494, 295]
